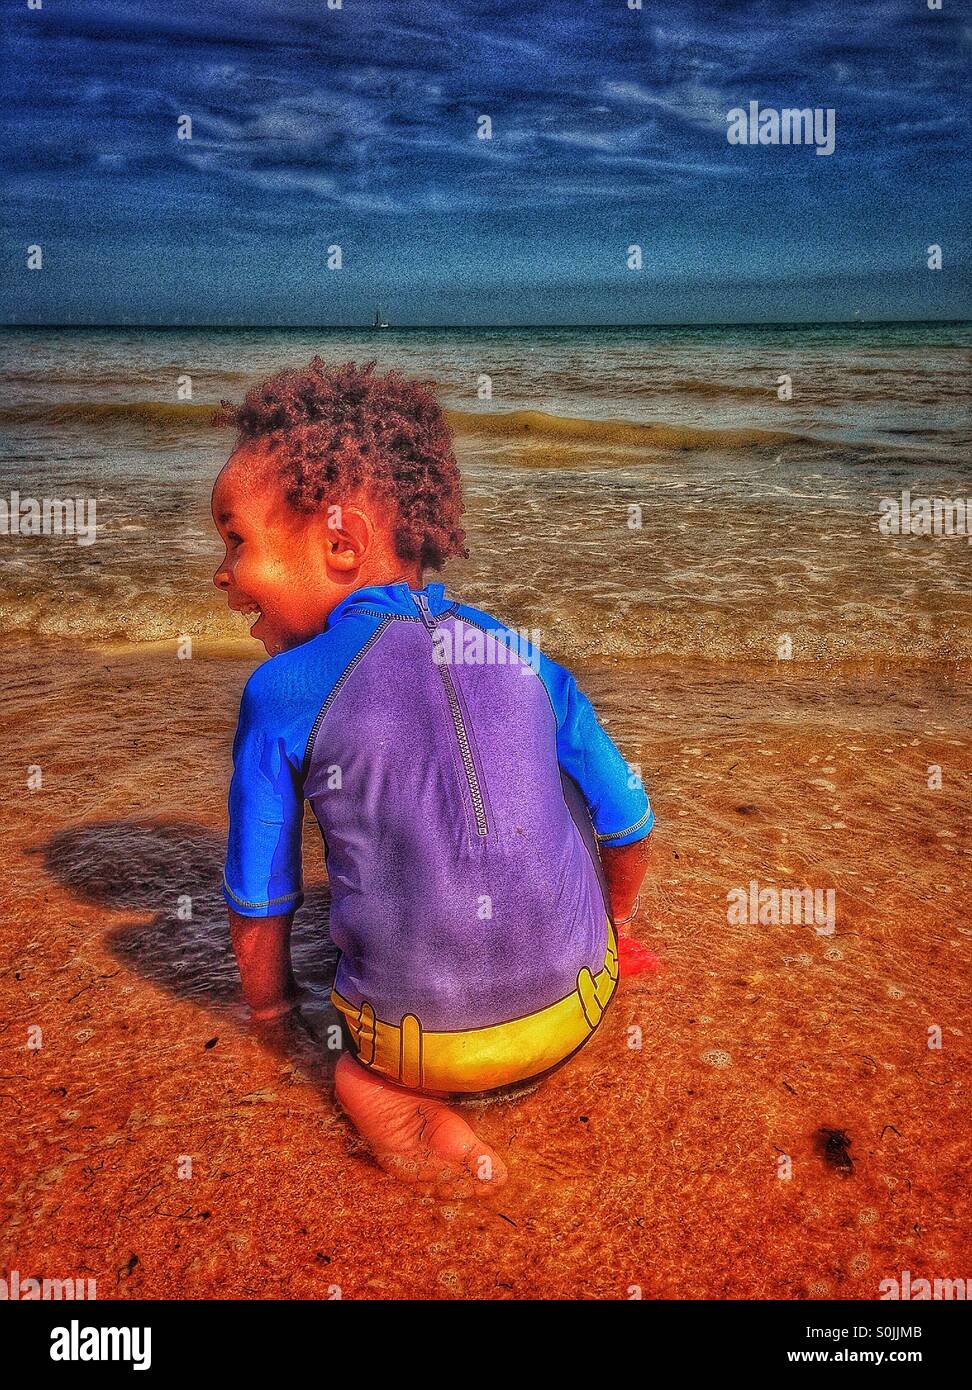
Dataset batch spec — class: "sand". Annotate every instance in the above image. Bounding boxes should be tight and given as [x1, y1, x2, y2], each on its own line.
[1, 640, 969, 1299]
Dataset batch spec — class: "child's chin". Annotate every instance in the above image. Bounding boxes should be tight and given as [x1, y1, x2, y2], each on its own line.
[251, 618, 281, 655]
[253, 619, 305, 656]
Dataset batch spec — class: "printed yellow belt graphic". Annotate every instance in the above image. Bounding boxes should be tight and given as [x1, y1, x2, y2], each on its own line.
[332, 923, 618, 1093]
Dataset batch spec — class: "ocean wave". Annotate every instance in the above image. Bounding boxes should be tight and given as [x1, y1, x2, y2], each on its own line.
[446, 408, 804, 451]
[0, 399, 810, 451]
[1, 589, 967, 664]
[0, 401, 216, 427]
[2, 398, 958, 460]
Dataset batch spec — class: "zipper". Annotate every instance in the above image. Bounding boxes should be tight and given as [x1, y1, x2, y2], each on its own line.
[415, 592, 489, 836]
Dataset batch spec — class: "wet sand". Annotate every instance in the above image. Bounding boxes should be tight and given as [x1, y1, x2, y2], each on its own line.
[1, 641, 969, 1299]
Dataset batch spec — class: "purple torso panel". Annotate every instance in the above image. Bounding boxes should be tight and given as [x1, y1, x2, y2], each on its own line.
[302, 609, 609, 1031]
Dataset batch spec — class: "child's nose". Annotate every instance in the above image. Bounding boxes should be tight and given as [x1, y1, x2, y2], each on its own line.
[213, 561, 231, 591]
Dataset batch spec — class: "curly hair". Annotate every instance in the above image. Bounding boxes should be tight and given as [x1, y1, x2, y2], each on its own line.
[214, 358, 467, 571]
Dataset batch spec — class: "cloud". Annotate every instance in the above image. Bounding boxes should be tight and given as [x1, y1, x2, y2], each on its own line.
[1, 0, 968, 320]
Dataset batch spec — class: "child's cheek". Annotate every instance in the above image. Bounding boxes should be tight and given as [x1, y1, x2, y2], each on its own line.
[267, 550, 308, 607]
[266, 559, 297, 608]
[245, 549, 277, 595]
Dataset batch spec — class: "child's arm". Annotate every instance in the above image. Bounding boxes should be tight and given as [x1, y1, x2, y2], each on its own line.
[528, 644, 655, 931]
[600, 832, 654, 926]
[228, 908, 300, 1022]
[223, 664, 306, 1020]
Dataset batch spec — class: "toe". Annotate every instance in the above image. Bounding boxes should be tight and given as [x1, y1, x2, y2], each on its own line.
[335, 1054, 508, 1197]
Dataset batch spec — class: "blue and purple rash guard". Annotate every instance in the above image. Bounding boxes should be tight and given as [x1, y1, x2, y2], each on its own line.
[223, 582, 653, 1032]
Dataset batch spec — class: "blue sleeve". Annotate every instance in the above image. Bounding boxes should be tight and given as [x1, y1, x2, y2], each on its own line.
[223, 664, 306, 918]
[452, 601, 654, 846]
[538, 654, 654, 846]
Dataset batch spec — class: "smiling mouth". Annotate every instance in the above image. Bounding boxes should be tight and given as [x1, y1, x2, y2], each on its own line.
[233, 600, 263, 629]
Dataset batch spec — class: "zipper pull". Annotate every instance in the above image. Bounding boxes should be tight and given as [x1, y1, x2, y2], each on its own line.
[415, 591, 435, 629]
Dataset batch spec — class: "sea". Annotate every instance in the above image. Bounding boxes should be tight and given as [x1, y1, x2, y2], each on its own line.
[0, 322, 969, 663]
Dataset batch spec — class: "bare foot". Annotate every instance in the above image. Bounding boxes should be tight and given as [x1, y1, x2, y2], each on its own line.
[334, 1052, 508, 1198]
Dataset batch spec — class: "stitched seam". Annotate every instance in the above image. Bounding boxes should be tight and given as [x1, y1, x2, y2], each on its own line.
[344, 606, 457, 622]
[461, 610, 632, 861]
[463, 611, 563, 752]
[460, 608, 560, 722]
[454, 609, 490, 632]
[301, 617, 392, 774]
[412, 598, 489, 836]
[350, 609, 422, 621]
[455, 609, 542, 681]
[455, 610, 514, 641]
[596, 807, 654, 843]
[223, 875, 302, 910]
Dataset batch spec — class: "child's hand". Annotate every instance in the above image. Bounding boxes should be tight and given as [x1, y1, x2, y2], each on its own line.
[248, 1001, 325, 1070]
[250, 992, 301, 1024]
[600, 835, 661, 977]
[228, 909, 301, 1022]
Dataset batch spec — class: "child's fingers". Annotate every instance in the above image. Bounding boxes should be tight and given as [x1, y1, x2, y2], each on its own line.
[251, 998, 301, 1024]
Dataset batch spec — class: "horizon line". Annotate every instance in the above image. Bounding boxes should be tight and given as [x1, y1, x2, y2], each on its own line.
[2, 317, 970, 331]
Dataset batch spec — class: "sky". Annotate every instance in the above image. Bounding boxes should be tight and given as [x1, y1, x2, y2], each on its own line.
[2, 0, 970, 326]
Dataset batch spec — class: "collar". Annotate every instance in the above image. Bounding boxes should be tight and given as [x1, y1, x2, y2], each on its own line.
[327, 580, 450, 627]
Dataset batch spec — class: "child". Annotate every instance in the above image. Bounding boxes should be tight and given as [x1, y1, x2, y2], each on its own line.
[212, 359, 655, 1198]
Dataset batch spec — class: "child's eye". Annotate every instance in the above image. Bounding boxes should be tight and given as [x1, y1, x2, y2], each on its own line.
[227, 531, 244, 546]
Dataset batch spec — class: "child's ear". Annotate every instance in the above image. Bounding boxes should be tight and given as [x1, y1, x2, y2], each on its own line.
[323, 504, 371, 573]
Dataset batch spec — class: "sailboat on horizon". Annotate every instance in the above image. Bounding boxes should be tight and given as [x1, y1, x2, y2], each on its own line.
[373, 304, 390, 329]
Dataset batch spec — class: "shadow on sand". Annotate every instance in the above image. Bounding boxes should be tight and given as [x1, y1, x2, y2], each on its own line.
[34, 817, 342, 1077]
